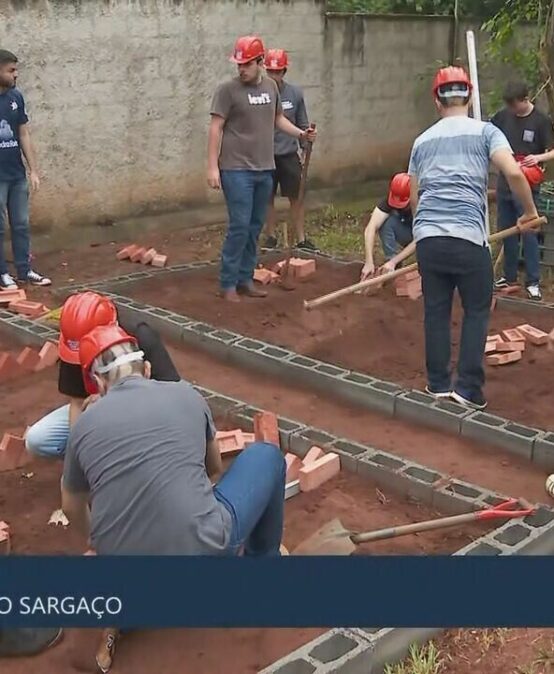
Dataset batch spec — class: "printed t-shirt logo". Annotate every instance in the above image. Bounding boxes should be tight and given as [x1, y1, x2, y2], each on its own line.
[248, 92, 271, 105]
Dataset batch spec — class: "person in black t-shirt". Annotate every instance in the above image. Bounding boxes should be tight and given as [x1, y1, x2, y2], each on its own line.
[25, 291, 180, 459]
[491, 81, 554, 301]
[360, 172, 413, 280]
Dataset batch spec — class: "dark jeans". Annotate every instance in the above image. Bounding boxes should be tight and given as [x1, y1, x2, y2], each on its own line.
[417, 236, 493, 400]
[0, 178, 31, 277]
[220, 169, 274, 290]
[496, 189, 540, 285]
[214, 442, 286, 557]
[379, 214, 413, 259]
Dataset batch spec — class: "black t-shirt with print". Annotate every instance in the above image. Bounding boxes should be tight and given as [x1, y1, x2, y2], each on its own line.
[377, 197, 413, 226]
[58, 315, 180, 399]
[491, 106, 554, 192]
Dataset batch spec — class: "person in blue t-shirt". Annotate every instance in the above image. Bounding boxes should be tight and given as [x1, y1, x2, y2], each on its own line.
[381, 67, 537, 411]
[0, 49, 50, 290]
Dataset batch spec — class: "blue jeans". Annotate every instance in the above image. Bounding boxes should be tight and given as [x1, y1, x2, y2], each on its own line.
[25, 404, 70, 458]
[496, 189, 540, 285]
[214, 442, 286, 556]
[0, 179, 31, 278]
[220, 170, 274, 290]
[417, 237, 493, 400]
[379, 214, 413, 259]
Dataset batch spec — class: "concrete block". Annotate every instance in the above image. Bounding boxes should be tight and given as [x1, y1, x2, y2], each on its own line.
[313, 363, 349, 378]
[277, 417, 306, 452]
[289, 428, 338, 459]
[357, 452, 408, 495]
[206, 394, 244, 419]
[192, 385, 216, 400]
[366, 379, 403, 415]
[330, 439, 373, 474]
[461, 413, 538, 459]
[455, 540, 503, 556]
[432, 479, 485, 515]
[309, 633, 358, 663]
[268, 660, 316, 674]
[496, 295, 553, 315]
[400, 464, 442, 505]
[524, 506, 554, 529]
[341, 372, 376, 386]
[395, 391, 470, 433]
[532, 432, 554, 470]
[493, 523, 532, 547]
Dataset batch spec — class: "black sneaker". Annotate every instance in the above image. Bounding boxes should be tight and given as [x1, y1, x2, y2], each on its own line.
[451, 390, 487, 411]
[0, 273, 17, 290]
[18, 270, 52, 287]
[295, 239, 318, 252]
[0, 628, 63, 656]
[526, 283, 542, 301]
[262, 236, 278, 250]
[494, 277, 509, 290]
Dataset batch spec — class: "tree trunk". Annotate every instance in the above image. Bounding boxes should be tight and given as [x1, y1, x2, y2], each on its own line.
[539, 0, 554, 117]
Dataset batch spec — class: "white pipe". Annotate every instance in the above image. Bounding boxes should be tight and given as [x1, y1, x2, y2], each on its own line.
[466, 30, 491, 235]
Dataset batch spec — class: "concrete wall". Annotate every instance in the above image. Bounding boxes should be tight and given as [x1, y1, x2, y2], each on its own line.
[0, 1, 488, 230]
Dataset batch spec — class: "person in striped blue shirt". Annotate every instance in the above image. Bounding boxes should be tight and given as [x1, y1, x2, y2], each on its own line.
[382, 66, 537, 411]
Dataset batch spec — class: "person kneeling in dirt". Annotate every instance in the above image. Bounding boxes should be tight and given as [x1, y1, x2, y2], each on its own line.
[61, 324, 286, 555]
[360, 172, 413, 280]
[25, 291, 180, 459]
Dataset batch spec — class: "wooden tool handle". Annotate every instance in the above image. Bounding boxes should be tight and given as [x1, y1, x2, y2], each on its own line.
[297, 123, 315, 206]
[304, 215, 546, 312]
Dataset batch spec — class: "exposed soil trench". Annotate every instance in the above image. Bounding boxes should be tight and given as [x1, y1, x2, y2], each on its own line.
[123, 257, 554, 431]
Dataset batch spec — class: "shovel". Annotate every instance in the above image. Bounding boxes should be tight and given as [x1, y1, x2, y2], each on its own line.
[292, 498, 535, 556]
[279, 124, 316, 290]
[278, 221, 296, 291]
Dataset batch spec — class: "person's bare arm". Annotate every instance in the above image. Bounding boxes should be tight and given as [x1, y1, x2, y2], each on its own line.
[61, 487, 91, 540]
[275, 113, 317, 143]
[361, 207, 388, 279]
[18, 124, 40, 191]
[205, 437, 223, 483]
[383, 240, 416, 272]
[68, 397, 84, 427]
[207, 115, 225, 190]
[491, 148, 538, 219]
[409, 175, 419, 215]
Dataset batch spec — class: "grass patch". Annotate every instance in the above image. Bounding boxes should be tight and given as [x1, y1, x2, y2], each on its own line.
[384, 642, 443, 674]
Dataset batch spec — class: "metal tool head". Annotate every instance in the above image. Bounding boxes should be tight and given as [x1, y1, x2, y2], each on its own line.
[292, 518, 357, 556]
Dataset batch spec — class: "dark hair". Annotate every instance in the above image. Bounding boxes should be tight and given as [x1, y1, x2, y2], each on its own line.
[503, 81, 529, 103]
[0, 50, 17, 66]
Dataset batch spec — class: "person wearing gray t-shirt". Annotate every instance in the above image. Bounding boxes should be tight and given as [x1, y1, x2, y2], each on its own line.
[207, 36, 317, 303]
[262, 49, 314, 252]
[61, 324, 286, 556]
[381, 67, 537, 411]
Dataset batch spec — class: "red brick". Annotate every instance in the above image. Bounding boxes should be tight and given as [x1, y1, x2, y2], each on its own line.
[253, 268, 273, 285]
[290, 258, 316, 280]
[496, 341, 525, 352]
[403, 270, 421, 282]
[116, 244, 139, 261]
[0, 289, 26, 305]
[488, 334, 503, 344]
[497, 284, 520, 295]
[0, 353, 21, 381]
[0, 521, 10, 555]
[272, 259, 287, 273]
[253, 411, 280, 448]
[516, 324, 549, 346]
[0, 433, 30, 472]
[130, 246, 147, 262]
[152, 254, 168, 268]
[484, 341, 498, 354]
[242, 433, 256, 445]
[9, 300, 48, 318]
[502, 328, 524, 342]
[285, 453, 302, 482]
[298, 453, 341, 492]
[216, 429, 245, 456]
[407, 278, 422, 300]
[486, 351, 522, 366]
[141, 248, 157, 265]
[302, 446, 325, 465]
[16, 347, 41, 372]
[34, 341, 59, 371]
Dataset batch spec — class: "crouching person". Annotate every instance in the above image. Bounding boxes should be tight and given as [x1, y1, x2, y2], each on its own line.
[25, 291, 180, 459]
[61, 324, 286, 556]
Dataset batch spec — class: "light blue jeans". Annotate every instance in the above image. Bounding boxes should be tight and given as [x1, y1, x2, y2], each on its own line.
[0, 179, 31, 278]
[25, 404, 70, 458]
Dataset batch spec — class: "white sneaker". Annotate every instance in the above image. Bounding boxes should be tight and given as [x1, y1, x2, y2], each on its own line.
[21, 270, 52, 287]
[0, 273, 17, 290]
[424, 386, 452, 399]
[526, 284, 542, 301]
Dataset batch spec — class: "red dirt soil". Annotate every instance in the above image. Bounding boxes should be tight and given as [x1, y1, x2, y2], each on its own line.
[125, 258, 554, 430]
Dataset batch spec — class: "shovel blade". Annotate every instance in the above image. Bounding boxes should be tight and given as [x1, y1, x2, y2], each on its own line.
[292, 518, 356, 556]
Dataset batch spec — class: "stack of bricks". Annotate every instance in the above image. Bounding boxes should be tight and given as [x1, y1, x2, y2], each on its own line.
[284, 445, 341, 491]
[485, 324, 549, 366]
[0, 341, 58, 382]
[253, 267, 280, 285]
[215, 429, 256, 457]
[394, 270, 422, 300]
[117, 244, 167, 268]
[0, 289, 50, 318]
[0, 432, 31, 473]
[272, 258, 316, 281]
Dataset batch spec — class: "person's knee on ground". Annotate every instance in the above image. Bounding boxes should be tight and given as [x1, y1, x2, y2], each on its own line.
[24, 405, 70, 459]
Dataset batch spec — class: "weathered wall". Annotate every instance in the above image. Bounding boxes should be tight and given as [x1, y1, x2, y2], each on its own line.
[0, 1, 490, 230]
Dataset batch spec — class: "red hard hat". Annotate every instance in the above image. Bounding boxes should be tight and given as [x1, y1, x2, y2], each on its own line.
[433, 66, 473, 97]
[520, 163, 545, 187]
[59, 292, 117, 365]
[230, 36, 265, 64]
[388, 173, 411, 209]
[264, 49, 289, 71]
[79, 324, 138, 380]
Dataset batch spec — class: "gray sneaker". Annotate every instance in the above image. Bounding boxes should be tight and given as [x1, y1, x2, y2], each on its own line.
[0, 273, 17, 290]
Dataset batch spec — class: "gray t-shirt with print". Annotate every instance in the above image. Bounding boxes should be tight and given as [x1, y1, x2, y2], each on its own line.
[274, 81, 309, 157]
[63, 377, 232, 555]
[211, 76, 283, 170]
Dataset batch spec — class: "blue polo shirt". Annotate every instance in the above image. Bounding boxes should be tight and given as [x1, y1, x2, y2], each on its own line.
[0, 88, 29, 182]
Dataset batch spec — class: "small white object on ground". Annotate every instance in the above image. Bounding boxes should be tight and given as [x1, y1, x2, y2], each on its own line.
[48, 509, 69, 527]
[545, 474, 554, 498]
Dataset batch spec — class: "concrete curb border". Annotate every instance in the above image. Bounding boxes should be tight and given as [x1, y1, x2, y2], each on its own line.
[49, 261, 554, 469]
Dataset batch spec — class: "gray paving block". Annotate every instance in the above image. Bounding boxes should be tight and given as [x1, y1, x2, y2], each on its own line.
[532, 432, 554, 470]
[268, 659, 316, 674]
[400, 464, 442, 505]
[496, 295, 554, 315]
[228, 340, 297, 378]
[341, 372, 376, 386]
[207, 394, 244, 419]
[432, 479, 485, 515]
[461, 412, 537, 459]
[357, 452, 408, 495]
[458, 541, 503, 556]
[309, 634, 358, 664]
[233, 405, 263, 432]
[277, 417, 306, 452]
[394, 391, 469, 433]
[313, 363, 349, 378]
[366, 379, 403, 416]
[289, 428, 338, 459]
[524, 506, 554, 528]
[330, 439, 374, 474]
[493, 523, 532, 547]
